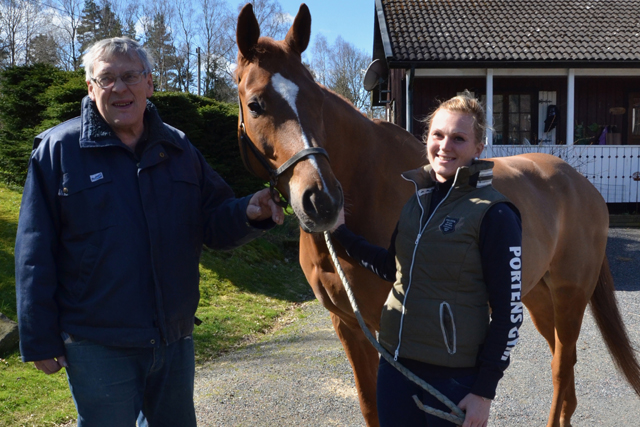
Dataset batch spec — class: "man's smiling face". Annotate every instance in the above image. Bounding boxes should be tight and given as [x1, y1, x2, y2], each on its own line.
[87, 55, 153, 138]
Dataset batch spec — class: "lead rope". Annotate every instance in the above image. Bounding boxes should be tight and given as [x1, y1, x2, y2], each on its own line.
[323, 231, 465, 425]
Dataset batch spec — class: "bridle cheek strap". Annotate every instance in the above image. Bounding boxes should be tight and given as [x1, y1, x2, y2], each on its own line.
[238, 100, 330, 207]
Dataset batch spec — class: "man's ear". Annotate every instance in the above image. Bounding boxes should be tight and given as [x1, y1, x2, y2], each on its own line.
[87, 80, 96, 101]
[145, 72, 154, 98]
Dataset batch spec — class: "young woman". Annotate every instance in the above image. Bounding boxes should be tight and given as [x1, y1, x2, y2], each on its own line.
[331, 93, 523, 427]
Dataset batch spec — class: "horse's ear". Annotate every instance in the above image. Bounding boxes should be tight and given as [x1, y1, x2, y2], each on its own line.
[285, 3, 311, 56]
[237, 3, 261, 62]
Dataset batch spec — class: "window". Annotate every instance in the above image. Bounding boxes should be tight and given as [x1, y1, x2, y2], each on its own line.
[492, 94, 532, 145]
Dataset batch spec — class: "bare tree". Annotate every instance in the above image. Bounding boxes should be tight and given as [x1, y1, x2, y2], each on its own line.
[238, 0, 288, 40]
[21, 0, 47, 65]
[109, 0, 138, 39]
[310, 33, 330, 86]
[175, 0, 195, 92]
[46, 0, 83, 69]
[327, 36, 369, 111]
[0, 0, 26, 66]
[198, 0, 234, 99]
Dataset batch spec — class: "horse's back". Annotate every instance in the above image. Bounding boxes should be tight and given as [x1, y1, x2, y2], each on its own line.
[490, 153, 609, 294]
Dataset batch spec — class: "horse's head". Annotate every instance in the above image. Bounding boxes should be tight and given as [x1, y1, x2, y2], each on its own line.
[235, 3, 343, 233]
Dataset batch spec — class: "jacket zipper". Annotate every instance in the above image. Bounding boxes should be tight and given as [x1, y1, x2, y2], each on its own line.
[393, 169, 459, 361]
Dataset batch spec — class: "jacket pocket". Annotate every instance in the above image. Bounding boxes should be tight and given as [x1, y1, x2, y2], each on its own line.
[166, 167, 202, 227]
[440, 301, 457, 355]
[58, 169, 116, 236]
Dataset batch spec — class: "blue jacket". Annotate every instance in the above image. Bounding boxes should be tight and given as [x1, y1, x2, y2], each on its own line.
[15, 96, 270, 362]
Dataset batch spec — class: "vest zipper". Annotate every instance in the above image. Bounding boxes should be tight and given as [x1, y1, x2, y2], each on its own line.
[393, 169, 460, 361]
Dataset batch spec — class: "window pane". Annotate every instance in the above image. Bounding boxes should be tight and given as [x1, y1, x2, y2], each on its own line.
[509, 131, 520, 144]
[493, 95, 503, 113]
[510, 114, 519, 132]
[633, 106, 640, 135]
[494, 112, 503, 132]
[520, 113, 531, 132]
[509, 95, 519, 113]
[520, 95, 531, 113]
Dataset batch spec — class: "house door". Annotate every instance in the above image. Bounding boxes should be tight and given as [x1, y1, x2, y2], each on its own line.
[629, 92, 640, 145]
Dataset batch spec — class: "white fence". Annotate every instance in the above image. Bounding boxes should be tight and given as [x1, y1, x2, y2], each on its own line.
[483, 145, 640, 203]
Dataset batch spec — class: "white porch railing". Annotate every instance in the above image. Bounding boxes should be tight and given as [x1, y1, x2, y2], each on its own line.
[483, 145, 640, 204]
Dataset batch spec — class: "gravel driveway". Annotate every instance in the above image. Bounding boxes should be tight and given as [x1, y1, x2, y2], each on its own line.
[194, 228, 640, 426]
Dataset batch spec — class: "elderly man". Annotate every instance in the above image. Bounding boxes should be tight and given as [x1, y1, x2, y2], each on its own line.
[15, 37, 283, 426]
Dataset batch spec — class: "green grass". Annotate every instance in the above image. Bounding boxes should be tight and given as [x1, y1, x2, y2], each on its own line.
[0, 183, 311, 426]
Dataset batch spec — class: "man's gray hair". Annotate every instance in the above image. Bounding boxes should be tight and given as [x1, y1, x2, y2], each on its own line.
[82, 37, 154, 81]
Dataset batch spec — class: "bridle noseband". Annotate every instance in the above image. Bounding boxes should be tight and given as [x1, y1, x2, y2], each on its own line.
[238, 97, 330, 207]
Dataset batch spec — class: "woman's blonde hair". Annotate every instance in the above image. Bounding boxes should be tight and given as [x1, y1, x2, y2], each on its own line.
[423, 91, 487, 145]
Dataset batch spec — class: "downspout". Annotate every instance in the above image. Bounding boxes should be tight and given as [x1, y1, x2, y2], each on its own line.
[406, 66, 415, 133]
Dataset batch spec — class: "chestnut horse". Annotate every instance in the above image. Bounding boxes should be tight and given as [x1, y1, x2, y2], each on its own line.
[235, 4, 640, 427]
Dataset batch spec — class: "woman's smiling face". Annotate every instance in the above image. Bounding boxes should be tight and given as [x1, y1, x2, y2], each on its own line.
[426, 109, 484, 183]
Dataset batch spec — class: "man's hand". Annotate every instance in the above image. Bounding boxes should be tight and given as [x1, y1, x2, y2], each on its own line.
[246, 188, 284, 225]
[457, 393, 491, 427]
[34, 356, 68, 375]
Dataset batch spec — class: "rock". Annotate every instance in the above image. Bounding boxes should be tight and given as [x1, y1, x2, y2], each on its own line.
[0, 312, 19, 355]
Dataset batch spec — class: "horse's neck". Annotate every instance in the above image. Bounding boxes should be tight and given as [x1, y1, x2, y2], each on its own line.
[320, 88, 425, 244]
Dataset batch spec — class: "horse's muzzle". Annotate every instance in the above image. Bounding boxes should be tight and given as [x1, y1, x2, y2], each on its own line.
[296, 185, 343, 233]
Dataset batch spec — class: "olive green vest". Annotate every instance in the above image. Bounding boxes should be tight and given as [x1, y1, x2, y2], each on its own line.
[379, 161, 509, 367]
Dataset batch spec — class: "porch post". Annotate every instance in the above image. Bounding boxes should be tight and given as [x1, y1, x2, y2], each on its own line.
[566, 69, 575, 145]
[406, 67, 415, 133]
[486, 69, 494, 145]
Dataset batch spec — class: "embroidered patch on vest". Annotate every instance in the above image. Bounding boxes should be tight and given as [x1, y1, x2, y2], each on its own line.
[439, 216, 460, 234]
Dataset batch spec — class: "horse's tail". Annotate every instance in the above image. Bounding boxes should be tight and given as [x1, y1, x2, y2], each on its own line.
[589, 255, 640, 395]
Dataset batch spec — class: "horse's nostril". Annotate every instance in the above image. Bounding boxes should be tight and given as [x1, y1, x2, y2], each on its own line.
[302, 189, 319, 215]
[302, 188, 333, 220]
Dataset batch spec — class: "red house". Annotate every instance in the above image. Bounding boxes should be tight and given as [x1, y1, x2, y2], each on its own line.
[372, 0, 640, 206]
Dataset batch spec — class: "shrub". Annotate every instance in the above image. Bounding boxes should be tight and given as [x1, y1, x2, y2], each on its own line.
[0, 67, 262, 195]
[0, 64, 65, 185]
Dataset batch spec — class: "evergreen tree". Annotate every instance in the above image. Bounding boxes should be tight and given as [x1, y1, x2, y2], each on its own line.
[77, 0, 102, 53]
[144, 12, 178, 92]
[77, 0, 123, 54]
[100, 2, 123, 39]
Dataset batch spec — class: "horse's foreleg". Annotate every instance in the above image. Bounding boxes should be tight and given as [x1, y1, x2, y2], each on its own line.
[330, 312, 380, 427]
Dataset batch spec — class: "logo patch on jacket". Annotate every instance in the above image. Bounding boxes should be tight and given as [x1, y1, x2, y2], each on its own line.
[439, 216, 461, 234]
[90, 172, 104, 182]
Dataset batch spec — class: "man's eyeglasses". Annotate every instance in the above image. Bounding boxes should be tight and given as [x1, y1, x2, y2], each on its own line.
[91, 70, 148, 89]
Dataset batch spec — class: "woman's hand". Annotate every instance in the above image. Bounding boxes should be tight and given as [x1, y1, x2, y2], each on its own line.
[457, 393, 491, 427]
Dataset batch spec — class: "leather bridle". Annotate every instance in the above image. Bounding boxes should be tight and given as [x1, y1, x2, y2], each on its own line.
[238, 97, 330, 207]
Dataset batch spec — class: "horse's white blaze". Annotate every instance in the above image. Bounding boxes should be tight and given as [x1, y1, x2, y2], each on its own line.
[271, 73, 330, 192]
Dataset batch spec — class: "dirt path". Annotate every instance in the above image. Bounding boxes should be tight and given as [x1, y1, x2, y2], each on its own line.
[194, 228, 640, 426]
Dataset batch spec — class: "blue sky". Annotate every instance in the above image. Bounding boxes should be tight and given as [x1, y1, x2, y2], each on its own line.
[277, 1, 376, 56]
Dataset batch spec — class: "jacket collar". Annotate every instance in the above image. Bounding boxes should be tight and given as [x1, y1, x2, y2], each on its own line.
[401, 159, 495, 190]
[78, 95, 182, 151]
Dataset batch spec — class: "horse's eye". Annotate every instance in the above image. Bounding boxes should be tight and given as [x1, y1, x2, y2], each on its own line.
[248, 101, 263, 116]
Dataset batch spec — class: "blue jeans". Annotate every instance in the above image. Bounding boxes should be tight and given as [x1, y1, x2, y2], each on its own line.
[63, 334, 196, 427]
[377, 357, 476, 427]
